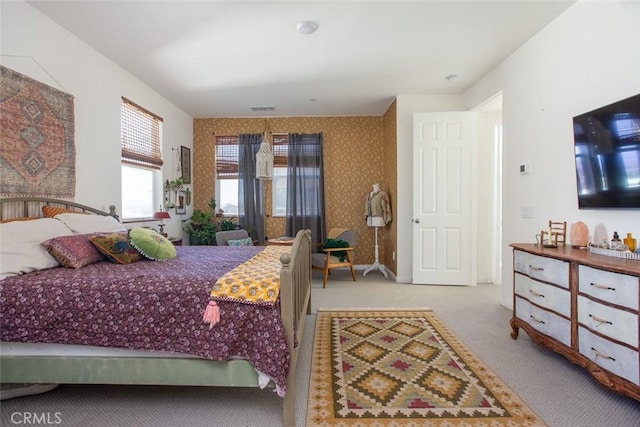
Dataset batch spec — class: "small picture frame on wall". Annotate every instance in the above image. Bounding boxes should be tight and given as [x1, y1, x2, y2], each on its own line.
[180, 146, 191, 184]
[176, 190, 187, 215]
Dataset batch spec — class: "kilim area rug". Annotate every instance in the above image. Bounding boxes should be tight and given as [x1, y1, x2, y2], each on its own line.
[306, 309, 546, 426]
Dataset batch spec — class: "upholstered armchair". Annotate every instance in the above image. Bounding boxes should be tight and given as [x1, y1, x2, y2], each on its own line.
[215, 229, 252, 246]
[311, 228, 357, 288]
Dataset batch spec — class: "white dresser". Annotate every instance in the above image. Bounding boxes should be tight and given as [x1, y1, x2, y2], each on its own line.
[511, 243, 639, 401]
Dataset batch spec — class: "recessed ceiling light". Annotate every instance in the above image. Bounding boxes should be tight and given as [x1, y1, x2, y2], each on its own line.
[297, 21, 318, 35]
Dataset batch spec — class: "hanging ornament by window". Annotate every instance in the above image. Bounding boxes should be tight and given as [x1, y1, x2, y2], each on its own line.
[256, 132, 274, 180]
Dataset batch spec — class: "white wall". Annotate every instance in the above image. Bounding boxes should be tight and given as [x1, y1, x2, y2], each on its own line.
[1, 1, 193, 239]
[465, 0, 640, 307]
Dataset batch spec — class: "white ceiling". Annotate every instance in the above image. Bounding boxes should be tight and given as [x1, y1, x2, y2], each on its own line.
[27, 0, 575, 118]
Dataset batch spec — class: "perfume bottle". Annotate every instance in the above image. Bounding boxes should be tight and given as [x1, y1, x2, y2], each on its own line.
[611, 232, 623, 250]
[623, 233, 637, 252]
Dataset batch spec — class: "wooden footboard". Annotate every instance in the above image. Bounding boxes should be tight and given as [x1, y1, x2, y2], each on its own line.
[279, 229, 312, 426]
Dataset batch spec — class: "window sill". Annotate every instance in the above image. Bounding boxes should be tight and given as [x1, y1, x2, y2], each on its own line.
[122, 217, 156, 224]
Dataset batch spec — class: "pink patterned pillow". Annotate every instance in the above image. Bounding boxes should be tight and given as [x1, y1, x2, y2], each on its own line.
[41, 233, 105, 269]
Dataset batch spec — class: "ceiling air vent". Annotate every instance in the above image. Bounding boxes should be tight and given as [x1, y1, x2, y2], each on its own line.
[250, 106, 276, 111]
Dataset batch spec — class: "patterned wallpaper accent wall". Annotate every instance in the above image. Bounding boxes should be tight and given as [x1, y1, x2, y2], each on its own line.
[193, 116, 394, 268]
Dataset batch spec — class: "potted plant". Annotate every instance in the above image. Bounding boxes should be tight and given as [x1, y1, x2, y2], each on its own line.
[218, 218, 237, 231]
[184, 198, 217, 245]
[184, 198, 247, 245]
[169, 177, 184, 191]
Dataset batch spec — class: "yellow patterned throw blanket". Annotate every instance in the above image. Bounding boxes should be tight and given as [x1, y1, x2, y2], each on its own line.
[203, 245, 291, 328]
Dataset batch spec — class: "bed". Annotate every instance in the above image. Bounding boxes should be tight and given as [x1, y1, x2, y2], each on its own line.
[0, 197, 312, 426]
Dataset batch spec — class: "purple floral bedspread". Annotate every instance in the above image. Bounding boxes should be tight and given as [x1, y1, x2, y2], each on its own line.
[0, 246, 291, 394]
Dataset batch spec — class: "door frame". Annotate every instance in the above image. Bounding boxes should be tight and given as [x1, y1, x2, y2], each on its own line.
[407, 93, 503, 286]
[472, 92, 503, 286]
[411, 110, 478, 286]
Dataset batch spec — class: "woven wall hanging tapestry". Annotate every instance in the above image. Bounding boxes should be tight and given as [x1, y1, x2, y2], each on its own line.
[0, 65, 76, 198]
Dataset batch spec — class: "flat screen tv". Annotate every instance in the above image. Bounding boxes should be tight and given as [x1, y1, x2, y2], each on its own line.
[573, 93, 640, 209]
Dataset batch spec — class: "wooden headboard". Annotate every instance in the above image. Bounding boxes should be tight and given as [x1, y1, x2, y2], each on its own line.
[0, 198, 118, 222]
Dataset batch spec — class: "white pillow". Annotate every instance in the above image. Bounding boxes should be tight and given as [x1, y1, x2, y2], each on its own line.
[54, 213, 126, 234]
[0, 218, 74, 279]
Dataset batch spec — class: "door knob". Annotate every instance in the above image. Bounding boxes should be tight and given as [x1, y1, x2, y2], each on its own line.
[413, 218, 420, 223]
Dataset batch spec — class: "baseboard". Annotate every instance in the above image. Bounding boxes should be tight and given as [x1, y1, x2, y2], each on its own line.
[315, 264, 399, 282]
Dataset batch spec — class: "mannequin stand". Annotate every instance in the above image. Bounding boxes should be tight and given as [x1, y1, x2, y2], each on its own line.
[363, 226, 388, 278]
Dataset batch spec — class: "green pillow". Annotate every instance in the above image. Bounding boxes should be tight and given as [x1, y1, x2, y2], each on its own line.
[89, 232, 142, 264]
[129, 228, 177, 261]
[322, 238, 349, 261]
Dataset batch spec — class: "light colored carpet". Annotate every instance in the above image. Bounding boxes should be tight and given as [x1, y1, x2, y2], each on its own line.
[1, 270, 639, 426]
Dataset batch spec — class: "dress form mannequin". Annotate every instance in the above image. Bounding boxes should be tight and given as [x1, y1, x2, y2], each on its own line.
[364, 183, 391, 278]
[366, 184, 386, 227]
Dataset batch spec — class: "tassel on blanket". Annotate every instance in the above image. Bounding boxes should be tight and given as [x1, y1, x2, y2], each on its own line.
[203, 300, 220, 329]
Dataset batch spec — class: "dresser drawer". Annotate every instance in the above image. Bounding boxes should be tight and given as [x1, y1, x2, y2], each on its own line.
[578, 296, 639, 347]
[514, 273, 570, 317]
[579, 326, 639, 385]
[578, 265, 639, 310]
[514, 250, 569, 288]
[516, 297, 571, 346]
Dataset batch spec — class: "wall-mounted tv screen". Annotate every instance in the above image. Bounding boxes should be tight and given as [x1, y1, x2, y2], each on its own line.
[573, 93, 640, 209]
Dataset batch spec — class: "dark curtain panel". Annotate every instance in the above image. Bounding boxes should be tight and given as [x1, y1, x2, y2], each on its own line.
[285, 132, 326, 246]
[238, 133, 265, 244]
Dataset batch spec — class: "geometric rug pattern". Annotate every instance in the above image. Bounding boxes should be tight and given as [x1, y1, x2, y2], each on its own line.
[307, 309, 547, 426]
[0, 65, 75, 198]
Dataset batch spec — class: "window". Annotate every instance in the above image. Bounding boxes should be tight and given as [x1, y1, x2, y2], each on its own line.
[215, 135, 240, 215]
[120, 97, 163, 219]
[272, 134, 288, 216]
[214, 134, 289, 216]
[121, 165, 154, 217]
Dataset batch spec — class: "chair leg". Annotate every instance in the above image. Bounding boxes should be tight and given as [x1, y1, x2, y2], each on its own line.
[346, 251, 357, 283]
[322, 254, 331, 288]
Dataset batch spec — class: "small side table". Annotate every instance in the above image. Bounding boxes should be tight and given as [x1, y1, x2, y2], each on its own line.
[169, 237, 182, 246]
[267, 237, 294, 246]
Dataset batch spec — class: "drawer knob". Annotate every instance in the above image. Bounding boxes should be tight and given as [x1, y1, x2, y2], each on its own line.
[590, 282, 616, 291]
[528, 265, 544, 271]
[590, 346, 616, 361]
[529, 290, 545, 298]
[530, 315, 545, 324]
[588, 314, 612, 327]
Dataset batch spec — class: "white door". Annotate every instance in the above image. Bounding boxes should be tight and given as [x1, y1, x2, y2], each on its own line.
[412, 112, 474, 285]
